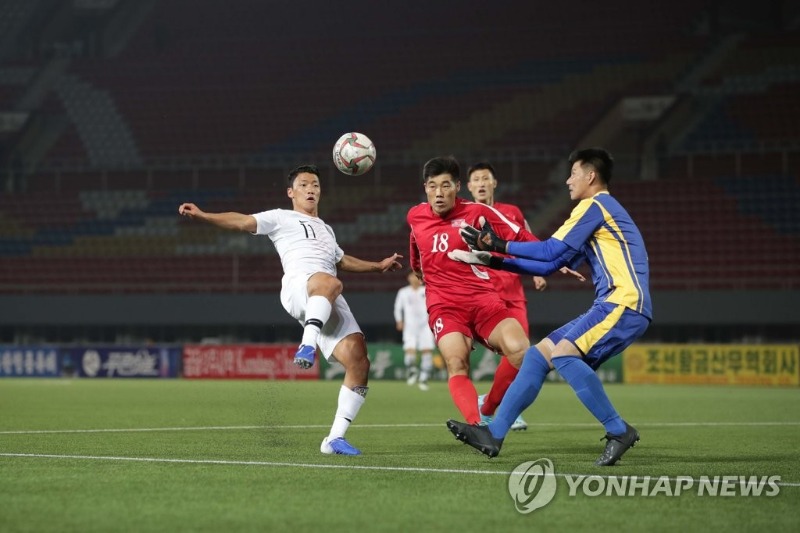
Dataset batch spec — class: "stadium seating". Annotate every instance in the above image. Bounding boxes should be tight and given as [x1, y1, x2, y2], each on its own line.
[3, 2, 798, 296]
[35, 0, 711, 163]
[2, 168, 798, 294]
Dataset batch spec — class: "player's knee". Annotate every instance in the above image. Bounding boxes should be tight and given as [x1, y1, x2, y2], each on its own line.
[308, 273, 343, 299]
[551, 338, 580, 358]
[444, 356, 469, 376]
[340, 350, 370, 380]
[318, 277, 343, 300]
[504, 339, 530, 365]
[329, 277, 343, 297]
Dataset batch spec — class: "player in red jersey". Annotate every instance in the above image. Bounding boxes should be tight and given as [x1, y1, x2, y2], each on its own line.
[407, 156, 538, 425]
[466, 162, 546, 430]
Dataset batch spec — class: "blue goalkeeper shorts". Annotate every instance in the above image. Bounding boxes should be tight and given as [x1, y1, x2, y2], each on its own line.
[547, 301, 650, 370]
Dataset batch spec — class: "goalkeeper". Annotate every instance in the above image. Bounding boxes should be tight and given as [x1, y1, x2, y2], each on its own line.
[447, 148, 652, 466]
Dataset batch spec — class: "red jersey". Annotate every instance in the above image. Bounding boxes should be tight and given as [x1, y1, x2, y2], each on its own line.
[407, 198, 536, 309]
[491, 201, 535, 304]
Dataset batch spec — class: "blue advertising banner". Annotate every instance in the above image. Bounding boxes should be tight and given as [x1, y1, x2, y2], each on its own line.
[0, 346, 60, 377]
[69, 346, 180, 378]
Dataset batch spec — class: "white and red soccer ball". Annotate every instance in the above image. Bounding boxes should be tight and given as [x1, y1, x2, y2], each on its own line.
[332, 132, 376, 176]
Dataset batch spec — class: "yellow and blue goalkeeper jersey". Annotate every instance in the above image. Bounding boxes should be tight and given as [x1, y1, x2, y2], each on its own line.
[552, 191, 651, 319]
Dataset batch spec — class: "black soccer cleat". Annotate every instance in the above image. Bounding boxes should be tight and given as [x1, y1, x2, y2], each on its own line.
[595, 422, 640, 466]
[446, 419, 504, 458]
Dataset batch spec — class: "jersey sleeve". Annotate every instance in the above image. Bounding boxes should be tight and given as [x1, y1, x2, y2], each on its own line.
[499, 246, 581, 276]
[514, 227, 539, 243]
[479, 204, 524, 240]
[551, 199, 605, 250]
[325, 223, 345, 263]
[506, 198, 604, 261]
[251, 210, 278, 235]
[409, 229, 421, 273]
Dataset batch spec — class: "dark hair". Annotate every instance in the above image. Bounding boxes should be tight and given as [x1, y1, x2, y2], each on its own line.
[422, 156, 460, 182]
[568, 148, 613, 185]
[287, 164, 320, 185]
[467, 161, 496, 179]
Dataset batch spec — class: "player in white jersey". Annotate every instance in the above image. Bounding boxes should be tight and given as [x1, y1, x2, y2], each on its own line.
[394, 271, 436, 391]
[178, 164, 402, 456]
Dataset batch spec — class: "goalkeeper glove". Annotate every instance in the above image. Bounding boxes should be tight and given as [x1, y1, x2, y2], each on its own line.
[447, 249, 504, 269]
[459, 217, 507, 253]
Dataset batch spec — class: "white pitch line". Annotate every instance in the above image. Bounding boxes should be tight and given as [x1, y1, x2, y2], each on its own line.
[1, 421, 799, 436]
[1, 452, 798, 488]
[0, 452, 505, 476]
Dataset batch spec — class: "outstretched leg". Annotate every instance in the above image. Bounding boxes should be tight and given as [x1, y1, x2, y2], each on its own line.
[481, 317, 531, 429]
[448, 341, 553, 458]
[321, 333, 370, 456]
[550, 339, 637, 466]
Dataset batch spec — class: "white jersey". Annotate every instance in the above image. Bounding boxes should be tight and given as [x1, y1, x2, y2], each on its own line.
[251, 208, 360, 360]
[252, 209, 344, 285]
[394, 284, 435, 352]
[394, 285, 429, 330]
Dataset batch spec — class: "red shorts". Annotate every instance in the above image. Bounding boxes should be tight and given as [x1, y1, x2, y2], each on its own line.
[504, 299, 529, 337]
[428, 296, 510, 350]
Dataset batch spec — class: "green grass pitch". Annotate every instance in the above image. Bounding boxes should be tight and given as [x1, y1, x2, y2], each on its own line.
[1, 379, 798, 532]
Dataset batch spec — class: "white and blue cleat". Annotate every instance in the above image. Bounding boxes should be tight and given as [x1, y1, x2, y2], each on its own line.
[477, 394, 493, 425]
[320, 436, 362, 456]
[478, 394, 528, 431]
[293, 344, 316, 369]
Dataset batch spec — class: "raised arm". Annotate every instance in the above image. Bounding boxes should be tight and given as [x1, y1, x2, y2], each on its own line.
[338, 253, 403, 273]
[178, 203, 257, 233]
[461, 215, 573, 262]
[448, 246, 580, 277]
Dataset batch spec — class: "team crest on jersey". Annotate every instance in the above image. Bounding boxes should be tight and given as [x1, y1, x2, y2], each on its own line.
[451, 218, 466, 228]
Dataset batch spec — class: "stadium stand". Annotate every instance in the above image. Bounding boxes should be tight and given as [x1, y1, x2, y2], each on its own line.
[1, 1, 798, 301]
[35, 0, 712, 161]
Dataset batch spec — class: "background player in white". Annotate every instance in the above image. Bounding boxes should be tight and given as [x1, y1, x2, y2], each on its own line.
[394, 270, 436, 391]
[178, 164, 402, 456]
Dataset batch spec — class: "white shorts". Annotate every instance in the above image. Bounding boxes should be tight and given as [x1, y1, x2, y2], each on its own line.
[402, 322, 436, 352]
[280, 275, 362, 361]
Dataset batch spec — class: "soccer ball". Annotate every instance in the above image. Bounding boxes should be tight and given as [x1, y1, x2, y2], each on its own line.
[332, 132, 376, 176]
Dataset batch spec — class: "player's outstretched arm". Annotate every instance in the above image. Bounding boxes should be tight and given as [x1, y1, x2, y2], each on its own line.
[178, 203, 256, 233]
[338, 253, 403, 273]
[448, 249, 570, 277]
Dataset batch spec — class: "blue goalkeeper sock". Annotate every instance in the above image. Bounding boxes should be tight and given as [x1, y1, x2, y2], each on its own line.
[552, 356, 626, 436]
[488, 347, 550, 440]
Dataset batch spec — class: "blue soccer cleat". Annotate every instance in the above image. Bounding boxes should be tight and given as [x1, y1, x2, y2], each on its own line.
[320, 436, 362, 456]
[293, 344, 316, 369]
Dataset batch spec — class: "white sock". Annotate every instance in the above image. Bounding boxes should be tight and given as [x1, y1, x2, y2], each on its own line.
[328, 385, 366, 440]
[404, 352, 418, 375]
[420, 352, 433, 382]
[301, 295, 332, 347]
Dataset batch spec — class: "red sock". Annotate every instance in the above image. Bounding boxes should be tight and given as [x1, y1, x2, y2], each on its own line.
[448, 374, 480, 425]
[481, 357, 519, 415]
